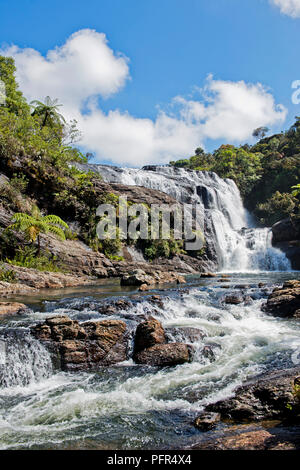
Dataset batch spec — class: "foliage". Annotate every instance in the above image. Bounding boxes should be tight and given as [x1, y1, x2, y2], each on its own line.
[31, 96, 66, 128]
[9, 206, 69, 254]
[255, 191, 297, 226]
[0, 263, 16, 282]
[7, 246, 64, 272]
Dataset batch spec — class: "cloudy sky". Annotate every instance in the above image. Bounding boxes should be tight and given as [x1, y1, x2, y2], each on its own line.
[0, 0, 299, 166]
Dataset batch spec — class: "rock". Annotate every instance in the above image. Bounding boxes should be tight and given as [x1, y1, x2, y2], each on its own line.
[272, 218, 300, 244]
[139, 283, 149, 291]
[32, 316, 128, 371]
[262, 280, 300, 318]
[134, 317, 166, 354]
[121, 269, 186, 287]
[200, 272, 217, 278]
[165, 327, 206, 343]
[201, 345, 217, 361]
[134, 343, 193, 366]
[0, 302, 28, 315]
[0, 263, 98, 290]
[0, 281, 37, 297]
[194, 412, 221, 431]
[206, 367, 300, 422]
[121, 269, 150, 286]
[224, 294, 244, 305]
[191, 425, 300, 450]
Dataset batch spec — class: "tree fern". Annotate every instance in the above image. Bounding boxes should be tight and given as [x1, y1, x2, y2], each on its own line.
[9, 207, 69, 252]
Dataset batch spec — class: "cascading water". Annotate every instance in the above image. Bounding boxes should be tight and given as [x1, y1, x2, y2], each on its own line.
[77, 163, 291, 272]
[0, 275, 299, 450]
[0, 329, 53, 388]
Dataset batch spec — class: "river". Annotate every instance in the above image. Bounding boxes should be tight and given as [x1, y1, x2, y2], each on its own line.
[0, 272, 299, 450]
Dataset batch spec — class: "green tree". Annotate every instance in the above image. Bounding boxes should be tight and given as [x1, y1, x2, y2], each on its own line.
[31, 96, 66, 128]
[9, 206, 69, 254]
[0, 56, 29, 115]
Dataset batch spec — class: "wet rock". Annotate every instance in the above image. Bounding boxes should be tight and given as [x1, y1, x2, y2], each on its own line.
[0, 302, 28, 316]
[201, 345, 217, 361]
[194, 412, 221, 431]
[134, 343, 193, 366]
[262, 280, 300, 318]
[206, 367, 300, 422]
[32, 316, 128, 371]
[148, 295, 164, 308]
[133, 317, 166, 354]
[165, 327, 206, 343]
[224, 294, 244, 305]
[139, 283, 149, 291]
[200, 272, 217, 278]
[121, 269, 151, 286]
[191, 423, 300, 450]
[244, 296, 254, 305]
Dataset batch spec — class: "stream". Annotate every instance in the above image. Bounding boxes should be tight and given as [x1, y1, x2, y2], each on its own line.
[0, 272, 299, 450]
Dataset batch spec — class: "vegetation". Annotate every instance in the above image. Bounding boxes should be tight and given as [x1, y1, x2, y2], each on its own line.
[0, 263, 16, 282]
[9, 206, 69, 254]
[6, 246, 63, 272]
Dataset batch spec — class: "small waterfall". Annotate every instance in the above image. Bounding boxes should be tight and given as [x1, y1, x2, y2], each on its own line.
[0, 329, 53, 389]
[77, 163, 291, 272]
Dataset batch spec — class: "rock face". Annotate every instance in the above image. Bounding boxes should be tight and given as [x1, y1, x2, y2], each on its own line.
[0, 302, 28, 315]
[272, 218, 300, 244]
[206, 367, 300, 422]
[133, 317, 193, 367]
[262, 280, 300, 318]
[1, 263, 98, 290]
[32, 316, 128, 371]
[272, 218, 300, 270]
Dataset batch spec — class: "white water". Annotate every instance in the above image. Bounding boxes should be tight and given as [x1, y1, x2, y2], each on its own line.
[80, 164, 291, 272]
[0, 281, 299, 449]
[0, 329, 53, 388]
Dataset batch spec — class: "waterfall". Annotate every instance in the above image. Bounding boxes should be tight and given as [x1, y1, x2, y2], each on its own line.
[77, 163, 291, 272]
[0, 329, 53, 389]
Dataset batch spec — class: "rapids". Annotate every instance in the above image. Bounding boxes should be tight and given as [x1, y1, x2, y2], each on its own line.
[0, 273, 299, 450]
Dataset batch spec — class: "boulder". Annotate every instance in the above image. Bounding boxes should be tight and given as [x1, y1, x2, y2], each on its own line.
[205, 367, 300, 422]
[224, 294, 244, 305]
[134, 317, 166, 354]
[0, 302, 28, 316]
[32, 316, 128, 371]
[262, 280, 300, 318]
[134, 343, 193, 366]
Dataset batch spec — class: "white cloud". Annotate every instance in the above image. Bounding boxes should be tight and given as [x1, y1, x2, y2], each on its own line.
[1, 29, 287, 166]
[271, 0, 300, 18]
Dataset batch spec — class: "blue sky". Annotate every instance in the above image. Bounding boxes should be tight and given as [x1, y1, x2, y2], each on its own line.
[0, 0, 299, 165]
